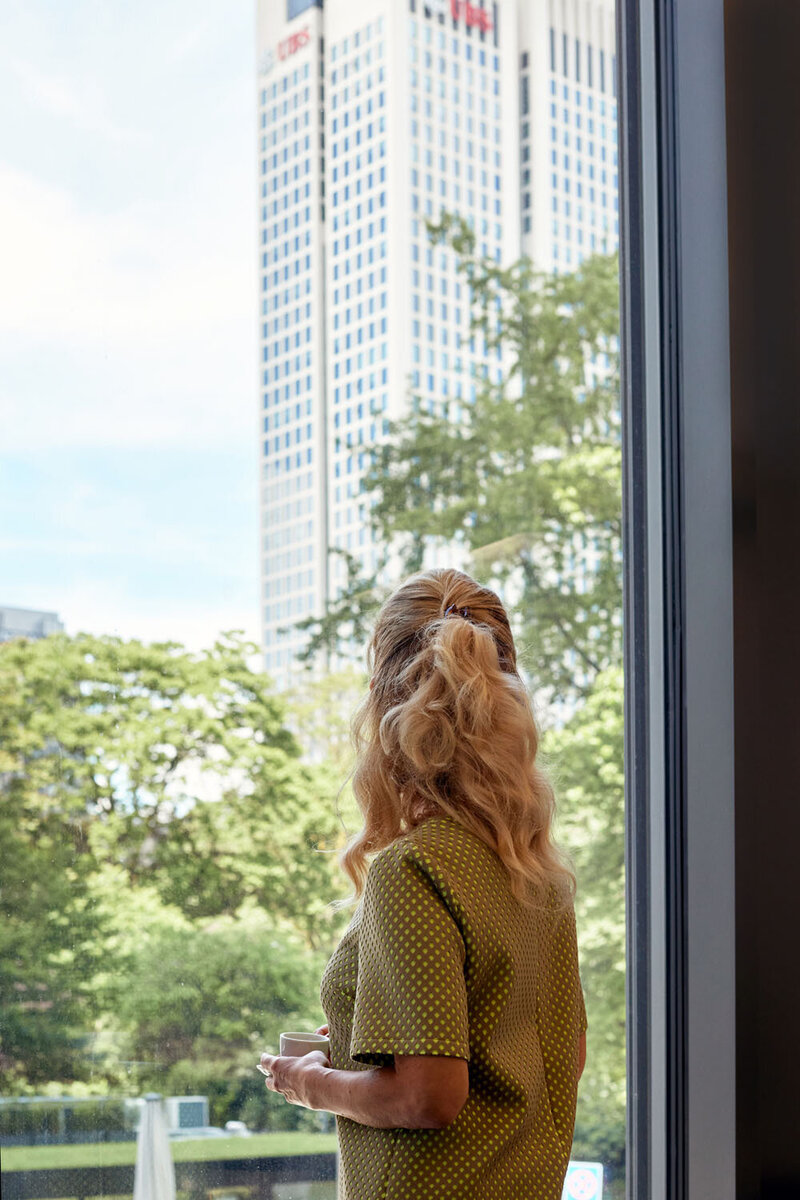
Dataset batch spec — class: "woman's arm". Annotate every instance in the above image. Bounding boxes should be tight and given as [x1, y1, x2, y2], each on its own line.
[260, 1050, 469, 1130]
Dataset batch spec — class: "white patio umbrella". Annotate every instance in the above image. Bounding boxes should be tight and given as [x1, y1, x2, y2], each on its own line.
[133, 1093, 176, 1200]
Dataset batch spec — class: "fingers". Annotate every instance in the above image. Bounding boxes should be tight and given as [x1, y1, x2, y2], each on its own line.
[260, 1052, 279, 1091]
[315, 1024, 329, 1036]
[260, 1052, 277, 1080]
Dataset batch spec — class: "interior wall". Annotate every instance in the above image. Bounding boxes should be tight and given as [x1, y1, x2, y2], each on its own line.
[724, 3, 800, 1196]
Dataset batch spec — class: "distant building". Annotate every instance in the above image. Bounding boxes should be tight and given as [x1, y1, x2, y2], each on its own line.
[0, 607, 64, 643]
[256, 0, 618, 680]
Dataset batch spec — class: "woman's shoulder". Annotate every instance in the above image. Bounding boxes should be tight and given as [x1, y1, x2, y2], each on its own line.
[403, 818, 574, 916]
[366, 815, 477, 871]
[400, 813, 498, 874]
[366, 815, 507, 897]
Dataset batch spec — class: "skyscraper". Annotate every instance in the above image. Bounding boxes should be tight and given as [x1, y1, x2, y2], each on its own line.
[257, 0, 617, 680]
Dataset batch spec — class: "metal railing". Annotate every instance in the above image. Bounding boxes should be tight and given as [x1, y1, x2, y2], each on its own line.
[1, 1151, 337, 1199]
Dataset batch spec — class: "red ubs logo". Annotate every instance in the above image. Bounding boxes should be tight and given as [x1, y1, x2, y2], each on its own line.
[278, 27, 311, 60]
[450, 1, 493, 32]
[258, 26, 310, 76]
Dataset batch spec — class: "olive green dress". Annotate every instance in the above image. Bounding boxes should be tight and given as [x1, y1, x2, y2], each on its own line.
[320, 814, 588, 1200]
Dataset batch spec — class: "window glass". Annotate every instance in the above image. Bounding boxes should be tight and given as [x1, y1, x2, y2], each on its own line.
[288, 0, 322, 19]
[2, 2, 624, 1198]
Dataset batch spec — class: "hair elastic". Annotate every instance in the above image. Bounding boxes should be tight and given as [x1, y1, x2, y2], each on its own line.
[444, 604, 470, 620]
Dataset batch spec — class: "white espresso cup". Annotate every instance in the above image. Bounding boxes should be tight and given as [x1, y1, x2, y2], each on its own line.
[280, 1031, 331, 1058]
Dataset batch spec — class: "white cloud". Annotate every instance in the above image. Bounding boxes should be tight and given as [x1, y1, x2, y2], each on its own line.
[55, 576, 259, 651]
[11, 58, 149, 147]
[0, 163, 257, 451]
[164, 17, 218, 68]
[0, 0, 262, 647]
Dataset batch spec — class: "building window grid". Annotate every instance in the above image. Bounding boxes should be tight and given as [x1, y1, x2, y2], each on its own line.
[544, 37, 618, 265]
[332, 17, 502, 520]
[406, 21, 502, 415]
[328, 19, 390, 495]
[261, 19, 620, 633]
[259, 65, 324, 633]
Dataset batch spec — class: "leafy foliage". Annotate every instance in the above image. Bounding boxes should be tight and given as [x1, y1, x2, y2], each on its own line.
[544, 669, 626, 1169]
[291, 223, 626, 1163]
[298, 219, 621, 703]
[0, 632, 348, 1091]
[2, 225, 626, 1168]
[118, 909, 328, 1131]
[290, 549, 385, 669]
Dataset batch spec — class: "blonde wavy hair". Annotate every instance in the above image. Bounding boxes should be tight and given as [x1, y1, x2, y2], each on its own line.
[335, 567, 575, 912]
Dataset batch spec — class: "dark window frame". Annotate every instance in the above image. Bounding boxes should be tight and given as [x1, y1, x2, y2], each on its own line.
[618, 1, 736, 1197]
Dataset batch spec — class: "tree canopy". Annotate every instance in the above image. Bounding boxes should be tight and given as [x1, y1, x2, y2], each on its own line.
[291, 224, 626, 1168]
[1, 225, 626, 1174]
[0, 632, 348, 1088]
[544, 668, 625, 1168]
[297, 218, 621, 704]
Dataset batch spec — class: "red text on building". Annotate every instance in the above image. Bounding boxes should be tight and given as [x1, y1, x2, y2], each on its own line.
[278, 27, 311, 60]
[450, 1, 493, 32]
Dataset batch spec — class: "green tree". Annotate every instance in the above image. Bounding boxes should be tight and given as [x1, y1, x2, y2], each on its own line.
[288, 223, 626, 1169]
[118, 909, 328, 1130]
[544, 668, 626, 1171]
[119, 909, 323, 1065]
[298, 221, 621, 704]
[290, 548, 385, 671]
[0, 631, 348, 1086]
[0, 757, 103, 1086]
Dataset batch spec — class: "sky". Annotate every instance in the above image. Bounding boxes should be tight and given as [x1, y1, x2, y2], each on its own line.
[0, 0, 261, 649]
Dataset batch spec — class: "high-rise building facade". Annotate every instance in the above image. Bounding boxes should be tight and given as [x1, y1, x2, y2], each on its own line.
[257, 0, 617, 680]
[257, 0, 327, 679]
[520, 1, 618, 271]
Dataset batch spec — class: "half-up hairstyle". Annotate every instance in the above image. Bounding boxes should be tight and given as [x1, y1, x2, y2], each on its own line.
[335, 567, 575, 912]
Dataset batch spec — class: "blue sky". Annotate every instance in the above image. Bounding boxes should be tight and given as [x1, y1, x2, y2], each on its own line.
[0, 0, 261, 648]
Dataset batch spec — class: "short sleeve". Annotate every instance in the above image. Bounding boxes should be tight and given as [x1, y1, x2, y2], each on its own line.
[349, 842, 470, 1068]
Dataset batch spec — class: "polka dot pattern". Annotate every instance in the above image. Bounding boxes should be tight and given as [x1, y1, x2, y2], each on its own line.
[320, 815, 588, 1199]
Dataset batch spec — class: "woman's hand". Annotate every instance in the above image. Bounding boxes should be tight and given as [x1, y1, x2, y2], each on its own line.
[315, 1023, 329, 1037]
[260, 1049, 331, 1110]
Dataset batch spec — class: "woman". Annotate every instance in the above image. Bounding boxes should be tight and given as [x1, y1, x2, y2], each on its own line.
[260, 568, 588, 1199]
